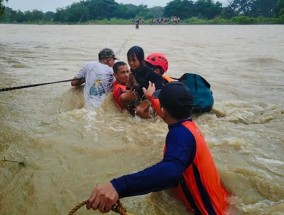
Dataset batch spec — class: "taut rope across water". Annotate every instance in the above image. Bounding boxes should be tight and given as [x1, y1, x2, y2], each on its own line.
[0, 78, 82, 92]
[0, 32, 134, 93]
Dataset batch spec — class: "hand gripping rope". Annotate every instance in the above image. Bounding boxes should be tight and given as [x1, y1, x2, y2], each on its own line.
[67, 199, 132, 215]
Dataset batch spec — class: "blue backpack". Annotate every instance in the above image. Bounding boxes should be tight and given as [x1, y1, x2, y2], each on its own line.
[178, 73, 214, 113]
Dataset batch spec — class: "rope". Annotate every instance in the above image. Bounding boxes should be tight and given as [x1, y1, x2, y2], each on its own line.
[112, 200, 128, 215]
[1, 32, 133, 93]
[115, 32, 134, 57]
[0, 78, 82, 92]
[68, 200, 87, 215]
[67, 200, 130, 215]
[115, 38, 129, 57]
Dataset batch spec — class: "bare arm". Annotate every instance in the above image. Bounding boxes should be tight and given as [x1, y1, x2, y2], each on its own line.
[71, 76, 85, 86]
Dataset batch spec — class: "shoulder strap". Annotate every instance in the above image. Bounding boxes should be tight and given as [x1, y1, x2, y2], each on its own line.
[162, 74, 176, 83]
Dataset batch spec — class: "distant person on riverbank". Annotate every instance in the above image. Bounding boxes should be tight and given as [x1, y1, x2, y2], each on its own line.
[86, 82, 229, 214]
[71, 48, 116, 109]
[172, 16, 180, 24]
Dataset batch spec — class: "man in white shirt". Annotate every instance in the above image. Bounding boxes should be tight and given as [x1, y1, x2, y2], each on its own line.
[71, 48, 117, 108]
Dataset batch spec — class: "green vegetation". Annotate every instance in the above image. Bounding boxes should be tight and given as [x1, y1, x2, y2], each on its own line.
[0, 0, 7, 15]
[1, 0, 283, 24]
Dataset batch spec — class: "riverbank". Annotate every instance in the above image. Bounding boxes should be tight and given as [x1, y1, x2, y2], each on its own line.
[1, 15, 284, 25]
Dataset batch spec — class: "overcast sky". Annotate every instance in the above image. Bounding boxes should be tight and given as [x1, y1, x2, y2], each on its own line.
[5, 0, 228, 12]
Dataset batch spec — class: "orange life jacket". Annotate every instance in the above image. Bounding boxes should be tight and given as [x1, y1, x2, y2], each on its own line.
[147, 75, 176, 116]
[167, 120, 228, 215]
[162, 74, 176, 83]
[113, 81, 126, 109]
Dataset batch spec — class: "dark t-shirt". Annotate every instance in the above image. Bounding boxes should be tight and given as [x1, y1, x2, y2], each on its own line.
[132, 65, 165, 99]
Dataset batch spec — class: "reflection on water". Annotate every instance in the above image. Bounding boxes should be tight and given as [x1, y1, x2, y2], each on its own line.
[0, 24, 284, 215]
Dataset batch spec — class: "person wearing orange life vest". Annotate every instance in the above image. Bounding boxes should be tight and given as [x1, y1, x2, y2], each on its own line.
[145, 52, 175, 83]
[86, 82, 228, 214]
[112, 61, 136, 110]
[118, 46, 166, 118]
[138, 52, 175, 118]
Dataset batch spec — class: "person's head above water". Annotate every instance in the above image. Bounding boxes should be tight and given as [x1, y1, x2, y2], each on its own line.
[153, 82, 194, 120]
[98, 48, 117, 60]
[113, 61, 130, 85]
[145, 52, 169, 75]
[127, 46, 145, 71]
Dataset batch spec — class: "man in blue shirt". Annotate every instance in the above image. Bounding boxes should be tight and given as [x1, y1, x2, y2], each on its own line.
[86, 82, 228, 214]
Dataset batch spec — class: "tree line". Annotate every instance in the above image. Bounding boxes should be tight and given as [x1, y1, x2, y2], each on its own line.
[1, 0, 284, 24]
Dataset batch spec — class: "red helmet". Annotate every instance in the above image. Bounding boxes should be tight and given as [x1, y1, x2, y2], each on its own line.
[145, 53, 168, 73]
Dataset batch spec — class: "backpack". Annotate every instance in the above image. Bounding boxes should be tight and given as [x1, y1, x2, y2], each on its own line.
[178, 73, 214, 113]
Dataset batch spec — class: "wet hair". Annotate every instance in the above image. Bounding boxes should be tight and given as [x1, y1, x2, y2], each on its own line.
[127, 46, 144, 63]
[113, 61, 127, 74]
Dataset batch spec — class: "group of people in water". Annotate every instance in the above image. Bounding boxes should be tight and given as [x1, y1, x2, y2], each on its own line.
[71, 46, 229, 214]
[152, 16, 181, 25]
[71, 46, 169, 119]
[133, 16, 181, 29]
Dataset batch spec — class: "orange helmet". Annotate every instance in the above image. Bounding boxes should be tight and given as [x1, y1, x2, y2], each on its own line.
[145, 53, 168, 73]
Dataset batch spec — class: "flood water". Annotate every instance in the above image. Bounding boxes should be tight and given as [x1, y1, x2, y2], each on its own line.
[0, 24, 283, 215]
